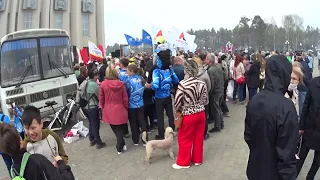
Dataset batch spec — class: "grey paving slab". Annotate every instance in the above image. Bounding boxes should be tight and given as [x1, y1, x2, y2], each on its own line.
[1, 101, 319, 180]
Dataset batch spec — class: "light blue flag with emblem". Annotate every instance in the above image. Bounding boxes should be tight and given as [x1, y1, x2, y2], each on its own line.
[124, 34, 141, 46]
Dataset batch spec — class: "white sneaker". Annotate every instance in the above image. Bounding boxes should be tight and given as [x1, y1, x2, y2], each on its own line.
[117, 151, 123, 155]
[194, 163, 202, 166]
[123, 145, 127, 151]
[134, 144, 139, 146]
[172, 163, 190, 169]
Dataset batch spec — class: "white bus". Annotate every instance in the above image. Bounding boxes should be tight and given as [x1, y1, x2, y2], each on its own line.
[0, 29, 78, 117]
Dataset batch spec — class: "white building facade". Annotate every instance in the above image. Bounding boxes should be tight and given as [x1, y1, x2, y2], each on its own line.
[0, 0, 105, 48]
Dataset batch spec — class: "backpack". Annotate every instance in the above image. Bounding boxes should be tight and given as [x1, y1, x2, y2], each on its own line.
[10, 152, 30, 180]
[0, 114, 10, 124]
[76, 79, 89, 108]
[0, 115, 4, 123]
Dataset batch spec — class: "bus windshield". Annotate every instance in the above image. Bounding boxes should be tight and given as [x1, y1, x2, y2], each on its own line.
[0, 36, 73, 87]
[40, 37, 73, 79]
[0, 39, 41, 87]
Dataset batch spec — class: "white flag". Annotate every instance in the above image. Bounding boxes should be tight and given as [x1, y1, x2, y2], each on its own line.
[88, 41, 103, 58]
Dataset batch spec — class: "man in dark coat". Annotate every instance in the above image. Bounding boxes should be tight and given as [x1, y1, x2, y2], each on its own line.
[296, 76, 320, 179]
[245, 58, 261, 100]
[99, 58, 108, 82]
[295, 52, 312, 116]
[206, 53, 225, 132]
[244, 55, 299, 180]
[172, 56, 184, 95]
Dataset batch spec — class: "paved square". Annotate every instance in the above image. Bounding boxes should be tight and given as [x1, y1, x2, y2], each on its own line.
[1, 102, 319, 180]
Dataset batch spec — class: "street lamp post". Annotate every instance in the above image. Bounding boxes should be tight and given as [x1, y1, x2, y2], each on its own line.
[300, 43, 302, 50]
[285, 40, 289, 52]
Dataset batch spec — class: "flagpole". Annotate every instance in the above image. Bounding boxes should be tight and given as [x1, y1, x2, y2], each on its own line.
[129, 45, 131, 56]
[88, 42, 91, 64]
[141, 43, 144, 53]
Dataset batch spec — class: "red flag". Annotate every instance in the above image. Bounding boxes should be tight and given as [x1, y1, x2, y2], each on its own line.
[156, 30, 163, 37]
[179, 33, 184, 39]
[97, 45, 105, 57]
[80, 48, 89, 65]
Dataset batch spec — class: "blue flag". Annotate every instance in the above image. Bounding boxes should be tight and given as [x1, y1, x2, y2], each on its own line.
[124, 34, 142, 46]
[142, 29, 152, 45]
[135, 40, 142, 46]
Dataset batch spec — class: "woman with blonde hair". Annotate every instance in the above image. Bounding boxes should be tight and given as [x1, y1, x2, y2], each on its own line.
[288, 62, 304, 98]
[99, 67, 129, 154]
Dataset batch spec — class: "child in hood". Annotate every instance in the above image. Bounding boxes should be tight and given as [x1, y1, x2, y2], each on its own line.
[145, 36, 179, 140]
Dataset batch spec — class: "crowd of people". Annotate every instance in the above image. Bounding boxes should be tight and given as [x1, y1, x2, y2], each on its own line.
[1, 34, 320, 179]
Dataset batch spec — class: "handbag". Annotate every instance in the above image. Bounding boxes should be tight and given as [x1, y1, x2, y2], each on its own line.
[236, 76, 245, 84]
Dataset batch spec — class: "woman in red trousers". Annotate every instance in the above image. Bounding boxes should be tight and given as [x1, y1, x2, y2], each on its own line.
[173, 58, 208, 169]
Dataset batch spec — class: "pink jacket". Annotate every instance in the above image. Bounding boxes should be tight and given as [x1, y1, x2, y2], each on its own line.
[99, 80, 128, 125]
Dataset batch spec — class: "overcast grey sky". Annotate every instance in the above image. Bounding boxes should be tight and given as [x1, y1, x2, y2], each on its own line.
[104, 0, 320, 46]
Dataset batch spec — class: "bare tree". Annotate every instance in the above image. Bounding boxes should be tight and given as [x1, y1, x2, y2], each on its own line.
[282, 14, 304, 49]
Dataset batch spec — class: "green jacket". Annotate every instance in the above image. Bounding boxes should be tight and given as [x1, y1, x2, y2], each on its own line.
[85, 79, 99, 109]
[287, 56, 292, 64]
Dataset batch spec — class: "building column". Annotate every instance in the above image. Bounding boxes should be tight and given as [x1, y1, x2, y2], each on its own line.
[0, 0, 8, 37]
[40, 0, 50, 28]
[8, 0, 18, 33]
[70, 0, 82, 48]
[96, 0, 105, 48]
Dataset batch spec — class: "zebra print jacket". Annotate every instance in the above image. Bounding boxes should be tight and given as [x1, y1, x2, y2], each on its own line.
[174, 77, 208, 116]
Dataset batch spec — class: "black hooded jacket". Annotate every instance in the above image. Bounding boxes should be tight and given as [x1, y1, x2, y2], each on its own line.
[299, 76, 320, 151]
[244, 55, 299, 180]
[99, 63, 108, 82]
[12, 150, 75, 180]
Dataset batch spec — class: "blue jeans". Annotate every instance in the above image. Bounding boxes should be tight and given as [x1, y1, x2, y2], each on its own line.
[233, 80, 244, 102]
[248, 88, 257, 101]
[299, 91, 307, 116]
[2, 153, 12, 172]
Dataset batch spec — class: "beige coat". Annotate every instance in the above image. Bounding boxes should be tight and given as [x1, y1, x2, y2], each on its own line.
[234, 62, 245, 80]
